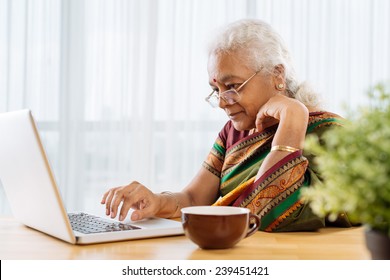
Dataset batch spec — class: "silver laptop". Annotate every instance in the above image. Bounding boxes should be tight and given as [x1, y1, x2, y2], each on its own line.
[0, 109, 183, 244]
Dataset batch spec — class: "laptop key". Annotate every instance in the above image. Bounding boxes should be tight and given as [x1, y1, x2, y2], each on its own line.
[68, 213, 141, 234]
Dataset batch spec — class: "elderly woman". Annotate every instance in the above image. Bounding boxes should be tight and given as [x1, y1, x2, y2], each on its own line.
[101, 19, 350, 232]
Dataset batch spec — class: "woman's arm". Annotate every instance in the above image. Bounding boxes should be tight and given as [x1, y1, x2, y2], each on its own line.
[255, 94, 309, 180]
[101, 166, 220, 221]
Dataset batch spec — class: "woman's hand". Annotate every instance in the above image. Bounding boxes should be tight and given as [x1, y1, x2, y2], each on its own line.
[255, 94, 309, 149]
[101, 181, 161, 221]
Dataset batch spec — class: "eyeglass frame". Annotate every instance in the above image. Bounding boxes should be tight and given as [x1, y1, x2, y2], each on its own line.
[205, 70, 260, 108]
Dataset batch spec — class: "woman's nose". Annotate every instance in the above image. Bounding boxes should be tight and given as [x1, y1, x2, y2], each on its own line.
[218, 96, 228, 108]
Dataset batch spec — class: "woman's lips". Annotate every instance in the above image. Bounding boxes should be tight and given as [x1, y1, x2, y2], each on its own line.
[228, 111, 244, 120]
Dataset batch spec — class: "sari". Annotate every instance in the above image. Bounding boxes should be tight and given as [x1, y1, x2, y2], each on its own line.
[203, 111, 349, 232]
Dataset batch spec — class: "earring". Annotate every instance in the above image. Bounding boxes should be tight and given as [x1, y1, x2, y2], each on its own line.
[277, 83, 284, 89]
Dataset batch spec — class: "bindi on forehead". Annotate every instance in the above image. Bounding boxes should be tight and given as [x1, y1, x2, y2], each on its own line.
[210, 73, 241, 85]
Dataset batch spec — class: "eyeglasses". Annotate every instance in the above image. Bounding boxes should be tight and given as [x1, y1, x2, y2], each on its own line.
[205, 71, 259, 108]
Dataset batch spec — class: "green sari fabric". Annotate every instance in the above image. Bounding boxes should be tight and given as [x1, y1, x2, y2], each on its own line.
[203, 111, 350, 232]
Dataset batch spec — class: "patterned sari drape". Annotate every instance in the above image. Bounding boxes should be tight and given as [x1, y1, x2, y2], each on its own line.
[203, 112, 345, 232]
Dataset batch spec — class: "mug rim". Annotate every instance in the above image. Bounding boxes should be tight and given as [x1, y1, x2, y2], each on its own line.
[181, 206, 250, 215]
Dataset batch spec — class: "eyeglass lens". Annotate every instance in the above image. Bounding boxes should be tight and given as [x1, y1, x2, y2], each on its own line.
[208, 89, 239, 107]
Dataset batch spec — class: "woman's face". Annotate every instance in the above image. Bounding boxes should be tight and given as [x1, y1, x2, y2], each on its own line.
[207, 51, 277, 131]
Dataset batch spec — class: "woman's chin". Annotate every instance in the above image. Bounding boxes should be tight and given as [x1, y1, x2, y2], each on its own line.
[231, 121, 253, 132]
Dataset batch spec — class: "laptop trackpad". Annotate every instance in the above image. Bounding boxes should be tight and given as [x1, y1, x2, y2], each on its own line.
[126, 217, 182, 229]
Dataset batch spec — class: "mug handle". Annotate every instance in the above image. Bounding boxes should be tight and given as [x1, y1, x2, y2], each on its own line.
[245, 213, 261, 238]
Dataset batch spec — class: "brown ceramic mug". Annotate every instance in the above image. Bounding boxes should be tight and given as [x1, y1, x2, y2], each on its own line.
[181, 206, 261, 249]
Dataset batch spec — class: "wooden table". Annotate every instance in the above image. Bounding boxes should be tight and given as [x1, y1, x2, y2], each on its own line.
[0, 216, 371, 260]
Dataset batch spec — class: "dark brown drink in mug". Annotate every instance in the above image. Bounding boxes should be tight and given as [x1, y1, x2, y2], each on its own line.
[181, 206, 260, 249]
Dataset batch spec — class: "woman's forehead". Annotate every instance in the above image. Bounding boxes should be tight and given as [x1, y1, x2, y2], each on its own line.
[208, 51, 239, 68]
[208, 53, 251, 82]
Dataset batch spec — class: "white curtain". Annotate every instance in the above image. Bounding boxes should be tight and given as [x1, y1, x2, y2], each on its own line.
[1, 0, 389, 215]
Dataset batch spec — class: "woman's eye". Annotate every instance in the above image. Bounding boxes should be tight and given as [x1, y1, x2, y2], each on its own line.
[227, 83, 241, 90]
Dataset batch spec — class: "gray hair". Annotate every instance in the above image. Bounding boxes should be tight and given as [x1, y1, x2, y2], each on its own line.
[207, 19, 321, 108]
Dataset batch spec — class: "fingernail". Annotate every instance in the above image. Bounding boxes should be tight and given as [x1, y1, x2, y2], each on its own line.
[111, 212, 115, 218]
[119, 215, 123, 221]
[132, 213, 139, 221]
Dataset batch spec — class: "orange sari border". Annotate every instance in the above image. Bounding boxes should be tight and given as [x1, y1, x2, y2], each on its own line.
[232, 150, 304, 207]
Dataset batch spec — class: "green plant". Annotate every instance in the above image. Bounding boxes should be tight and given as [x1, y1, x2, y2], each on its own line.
[302, 83, 390, 236]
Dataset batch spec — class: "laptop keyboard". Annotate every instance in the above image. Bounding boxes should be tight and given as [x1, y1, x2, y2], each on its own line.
[68, 212, 141, 234]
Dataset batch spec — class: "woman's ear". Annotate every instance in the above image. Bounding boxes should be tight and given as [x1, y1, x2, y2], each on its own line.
[272, 64, 286, 91]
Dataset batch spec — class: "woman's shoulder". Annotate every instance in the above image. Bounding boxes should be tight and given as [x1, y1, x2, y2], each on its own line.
[307, 111, 345, 132]
[309, 110, 344, 119]
[218, 120, 232, 140]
